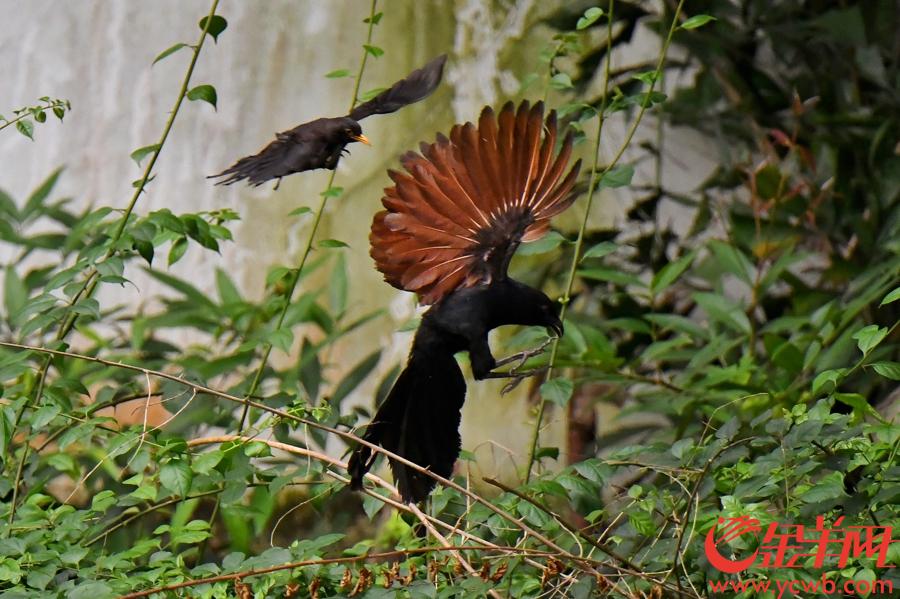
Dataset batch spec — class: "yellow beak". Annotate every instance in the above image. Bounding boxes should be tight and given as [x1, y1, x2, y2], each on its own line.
[351, 133, 371, 146]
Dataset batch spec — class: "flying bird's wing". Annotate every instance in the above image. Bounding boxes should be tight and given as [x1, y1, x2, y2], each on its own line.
[348, 54, 447, 122]
[370, 101, 581, 305]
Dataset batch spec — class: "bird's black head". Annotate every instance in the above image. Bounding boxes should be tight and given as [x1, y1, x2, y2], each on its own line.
[335, 117, 370, 146]
[501, 280, 564, 338]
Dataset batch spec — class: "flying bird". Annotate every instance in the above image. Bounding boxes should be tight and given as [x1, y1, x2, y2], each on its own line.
[348, 101, 582, 503]
[209, 54, 447, 188]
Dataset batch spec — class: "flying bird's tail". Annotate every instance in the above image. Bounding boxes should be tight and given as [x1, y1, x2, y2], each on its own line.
[207, 138, 291, 187]
[348, 346, 465, 503]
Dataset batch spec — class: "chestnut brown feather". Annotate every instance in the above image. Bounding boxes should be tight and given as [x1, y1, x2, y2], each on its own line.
[370, 100, 582, 305]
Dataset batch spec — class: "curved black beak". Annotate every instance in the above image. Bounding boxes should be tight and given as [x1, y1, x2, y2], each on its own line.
[547, 316, 564, 338]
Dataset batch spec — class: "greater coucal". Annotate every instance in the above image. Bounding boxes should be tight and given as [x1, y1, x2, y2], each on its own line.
[210, 54, 447, 187]
[348, 101, 581, 503]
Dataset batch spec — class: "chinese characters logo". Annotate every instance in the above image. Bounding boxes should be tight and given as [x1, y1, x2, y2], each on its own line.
[705, 515, 894, 573]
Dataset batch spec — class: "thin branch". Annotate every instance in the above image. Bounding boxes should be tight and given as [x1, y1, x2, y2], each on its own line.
[0, 99, 68, 133]
[119, 544, 531, 599]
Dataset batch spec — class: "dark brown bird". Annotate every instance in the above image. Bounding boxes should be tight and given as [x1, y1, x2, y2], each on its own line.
[348, 101, 581, 502]
[209, 54, 447, 187]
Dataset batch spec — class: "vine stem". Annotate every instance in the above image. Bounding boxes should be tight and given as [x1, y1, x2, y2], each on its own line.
[237, 0, 379, 431]
[524, 0, 686, 481]
[4, 0, 221, 531]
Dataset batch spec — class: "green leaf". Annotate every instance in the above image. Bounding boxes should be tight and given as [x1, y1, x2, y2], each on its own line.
[632, 70, 660, 86]
[576, 7, 604, 30]
[581, 241, 617, 261]
[152, 42, 189, 65]
[192, 450, 223, 474]
[550, 73, 574, 90]
[168, 236, 188, 266]
[812, 368, 845, 395]
[680, 14, 716, 29]
[799, 471, 845, 503]
[160, 459, 193, 497]
[215, 267, 242, 305]
[187, 84, 217, 110]
[856, 568, 877, 598]
[32, 405, 60, 429]
[243, 440, 271, 457]
[325, 69, 352, 78]
[319, 239, 348, 249]
[363, 12, 383, 25]
[288, 206, 312, 217]
[579, 268, 645, 287]
[320, 186, 344, 198]
[880, 286, 900, 306]
[267, 328, 294, 353]
[709, 240, 754, 285]
[518, 231, 566, 256]
[0, 410, 12, 457]
[650, 250, 696, 294]
[598, 164, 634, 189]
[67, 581, 113, 599]
[16, 119, 34, 140]
[628, 510, 654, 536]
[540, 378, 574, 407]
[693, 292, 751, 334]
[198, 15, 228, 42]
[22, 167, 62, 219]
[71, 298, 101, 319]
[852, 324, 887, 355]
[534, 446, 560, 460]
[130, 144, 160, 166]
[871, 361, 900, 380]
[4, 267, 27, 316]
[363, 44, 384, 58]
[132, 174, 155, 188]
[90, 490, 117, 513]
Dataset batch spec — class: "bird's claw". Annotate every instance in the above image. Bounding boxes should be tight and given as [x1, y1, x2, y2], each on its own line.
[493, 337, 554, 369]
[483, 366, 550, 395]
[484, 338, 554, 395]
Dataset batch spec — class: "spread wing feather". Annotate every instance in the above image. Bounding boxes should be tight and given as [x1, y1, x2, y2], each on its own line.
[349, 55, 447, 122]
[370, 101, 582, 305]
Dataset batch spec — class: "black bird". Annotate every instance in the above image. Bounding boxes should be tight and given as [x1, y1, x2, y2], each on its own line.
[348, 101, 581, 503]
[209, 54, 447, 187]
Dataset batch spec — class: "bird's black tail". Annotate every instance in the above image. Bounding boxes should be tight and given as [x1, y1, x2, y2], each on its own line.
[348, 350, 465, 503]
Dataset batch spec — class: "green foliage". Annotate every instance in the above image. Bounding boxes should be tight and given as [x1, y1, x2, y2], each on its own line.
[0, 1, 897, 598]
[0, 97, 71, 141]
